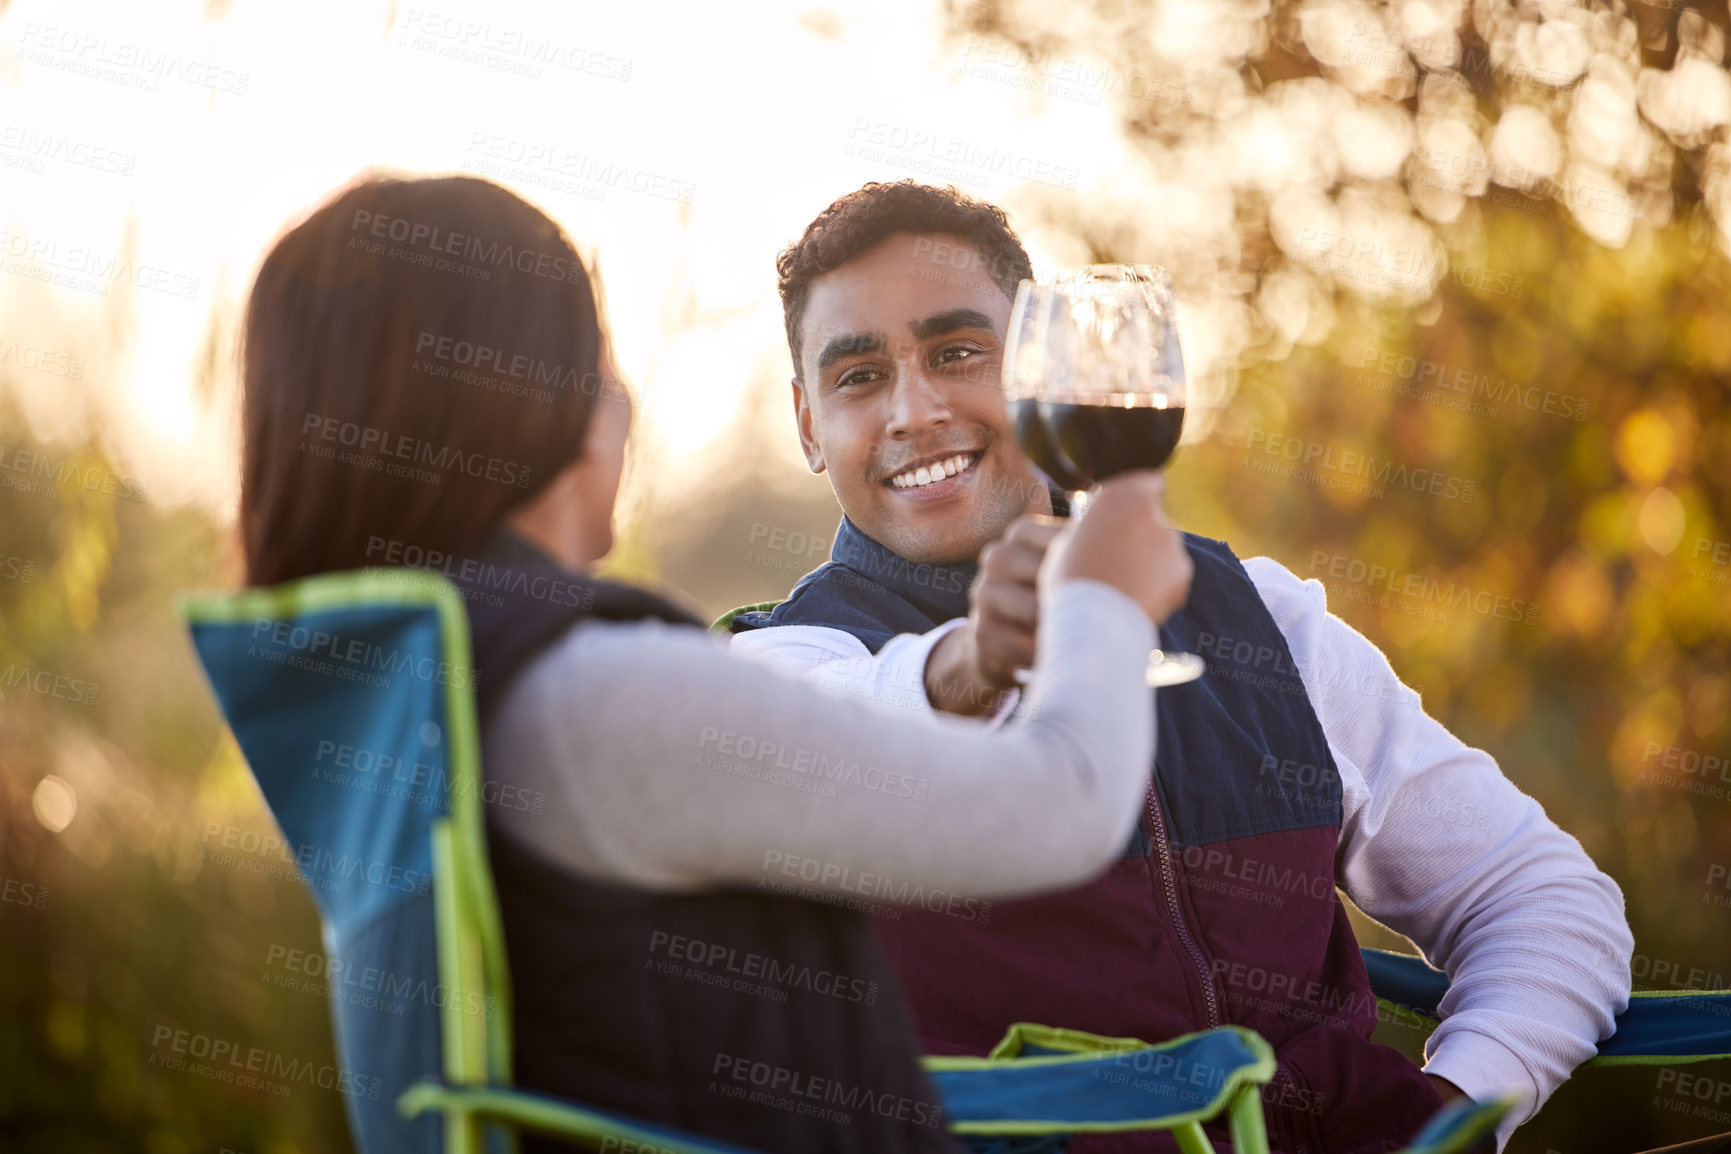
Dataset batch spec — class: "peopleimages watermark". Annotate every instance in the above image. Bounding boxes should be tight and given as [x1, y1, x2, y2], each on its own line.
[1254, 755, 1339, 815]
[1690, 537, 1730, 586]
[1307, 550, 1539, 626]
[346, 208, 588, 286]
[298, 411, 534, 489]
[744, 522, 830, 575]
[0, 335, 85, 378]
[1639, 741, 1731, 803]
[262, 942, 494, 1019]
[1295, 226, 1441, 294]
[2, 873, 48, 910]
[1654, 1068, 1731, 1128]
[647, 930, 880, 1006]
[0, 122, 136, 178]
[364, 535, 600, 612]
[1311, 568, 1447, 624]
[1631, 949, 1727, 993]
[200, 822, 433, 897]
[844, 119, 1080, 191]
[198, 824, 336, 894]
[794, 636, 1018, 719]
[598, 1138, 684, 1154]
[411, 328, 641, 408]
[1209, 959, 1435, 1041]
[1299, 228, 1528, 300]
[1091, 1049, 1213, 1109]
[758, 850, 992, 925]
[1180, 844, 1338, 910]
[1406, 143, 1592, 227]
[904, 255, 1002, 305]
[1352, 347, 1589, 423]
[1444, 260, 1526, 300]
[710, 1052, 946, 1130]
[462, 132, 695, 205]
[0, 226, 199, 300]
[1242, 429, 1476, 503]
[0, 444, 147, 503]
[1195, 627, 1475, 724]
[1093, 1043, 1333, 1118]
[0, 661, 99, 707]
[1342, 22, 1579, 88]
[832, 533, 972, 595]
[904, 235, 1023, 313]
[697, 728, 928, 803]
[394, 10, 632, 82]
[243, 613, 477, 692]
[598, 1140, 683, 1154]
[955, 36, 1189, 110]
[148, 1025, 379, 1099]
[311, 738, 545, 816]
[1704, 863, 1731, 909]
[1407, 145, 1602, 230]
[1193, 629, 1307, 699]
[10, 22, 251, 94]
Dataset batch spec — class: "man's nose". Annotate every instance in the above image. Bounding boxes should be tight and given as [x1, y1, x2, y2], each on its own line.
[886, 362, 954, 438]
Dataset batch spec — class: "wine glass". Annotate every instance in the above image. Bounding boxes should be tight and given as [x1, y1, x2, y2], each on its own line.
[1002, 264, 1205, 688]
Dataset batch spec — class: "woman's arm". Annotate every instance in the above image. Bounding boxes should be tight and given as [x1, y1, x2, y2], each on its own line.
[485, 579, 1156, 904]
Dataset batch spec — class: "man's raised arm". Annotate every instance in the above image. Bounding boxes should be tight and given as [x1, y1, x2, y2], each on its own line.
[729, 516, 1068, 721]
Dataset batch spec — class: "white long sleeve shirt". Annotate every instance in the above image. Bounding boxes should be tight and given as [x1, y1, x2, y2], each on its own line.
[727, 554, 1634, 1148]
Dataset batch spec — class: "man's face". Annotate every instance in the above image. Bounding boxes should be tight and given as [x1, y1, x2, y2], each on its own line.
[793, 232, 1048, 565]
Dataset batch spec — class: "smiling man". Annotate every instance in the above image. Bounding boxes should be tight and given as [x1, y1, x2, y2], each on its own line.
[723, 181, 1633, 1153]
[789, 234, 1037, 561]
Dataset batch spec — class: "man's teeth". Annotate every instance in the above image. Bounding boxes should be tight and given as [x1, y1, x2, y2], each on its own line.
[891, 454, 976, 489]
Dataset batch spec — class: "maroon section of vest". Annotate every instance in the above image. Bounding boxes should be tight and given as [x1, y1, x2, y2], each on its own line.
[877, 862, 1202, 1057]
[874, 818, 1442, 1150]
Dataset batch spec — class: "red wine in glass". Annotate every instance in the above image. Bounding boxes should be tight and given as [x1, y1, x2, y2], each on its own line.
[1010, 397, 1093, 492]
[1039, 397, 1184, 483]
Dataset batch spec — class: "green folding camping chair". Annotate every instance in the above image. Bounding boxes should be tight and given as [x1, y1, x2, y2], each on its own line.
[184, 569, 1516, 1154]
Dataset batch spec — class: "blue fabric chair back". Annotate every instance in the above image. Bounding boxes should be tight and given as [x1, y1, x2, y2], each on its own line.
[185, 573, 480, 1154]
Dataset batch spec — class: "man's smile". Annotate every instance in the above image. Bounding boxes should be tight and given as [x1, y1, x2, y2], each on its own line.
[883, 449, 984, 500]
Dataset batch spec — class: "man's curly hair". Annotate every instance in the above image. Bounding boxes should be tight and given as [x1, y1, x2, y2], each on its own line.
[776, 181, 1033, 380]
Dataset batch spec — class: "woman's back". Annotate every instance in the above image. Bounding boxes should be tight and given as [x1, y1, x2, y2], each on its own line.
[455, 531, 953, 1152]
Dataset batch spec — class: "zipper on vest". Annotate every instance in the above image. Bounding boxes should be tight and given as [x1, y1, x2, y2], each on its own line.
[1270, 1060, 1314, 1154]
[1143, 780, 1220, 1029]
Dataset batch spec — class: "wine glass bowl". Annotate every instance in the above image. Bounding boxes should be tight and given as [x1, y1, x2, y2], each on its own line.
[1003, 264, 1204, 688]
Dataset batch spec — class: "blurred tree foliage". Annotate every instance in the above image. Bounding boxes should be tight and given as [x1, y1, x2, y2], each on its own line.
[0, 395, 350, 1153]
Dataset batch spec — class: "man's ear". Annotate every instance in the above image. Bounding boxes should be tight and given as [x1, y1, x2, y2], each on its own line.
[792, 377, 826, 475]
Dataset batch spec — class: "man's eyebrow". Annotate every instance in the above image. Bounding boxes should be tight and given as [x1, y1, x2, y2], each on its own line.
[816, 331, 886, 372]
[909, 308, 997, 342]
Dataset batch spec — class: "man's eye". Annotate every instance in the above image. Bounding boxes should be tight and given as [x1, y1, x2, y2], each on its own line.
[837, 366, 884, 389]
[934, 345, 986, 369]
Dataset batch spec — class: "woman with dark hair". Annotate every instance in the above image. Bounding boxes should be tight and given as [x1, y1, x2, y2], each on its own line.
[240, 173, 1193, 1154]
